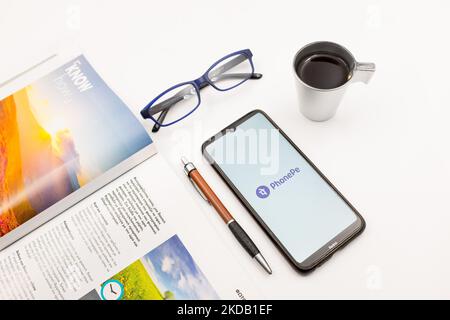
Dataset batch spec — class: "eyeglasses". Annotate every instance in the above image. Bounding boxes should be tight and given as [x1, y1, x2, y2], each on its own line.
[140, 49, 262, 132]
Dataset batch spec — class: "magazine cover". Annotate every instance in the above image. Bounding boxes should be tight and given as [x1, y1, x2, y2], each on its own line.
[0, 55, 154, 249]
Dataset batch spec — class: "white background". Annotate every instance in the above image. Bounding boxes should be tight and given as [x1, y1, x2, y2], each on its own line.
[1, 0, 449, 299]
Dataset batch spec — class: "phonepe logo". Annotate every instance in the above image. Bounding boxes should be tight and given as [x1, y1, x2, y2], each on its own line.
[256, 185, 270, 199]
[256, 167, 301, 199]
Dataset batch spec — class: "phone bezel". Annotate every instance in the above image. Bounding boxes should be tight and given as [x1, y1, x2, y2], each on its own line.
[201, 109, 365, 272]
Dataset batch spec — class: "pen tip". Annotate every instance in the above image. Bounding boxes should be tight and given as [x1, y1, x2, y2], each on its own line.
[181, 156, 189, 165]
[255, 253, 272, 275]
[266, 266, 273, 275]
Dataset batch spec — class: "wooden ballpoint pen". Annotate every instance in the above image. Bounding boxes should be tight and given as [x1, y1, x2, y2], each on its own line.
[182, 157, 272, 274]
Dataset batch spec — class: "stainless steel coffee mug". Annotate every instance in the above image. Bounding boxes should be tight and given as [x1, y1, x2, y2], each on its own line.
[293, 41, 376, 121]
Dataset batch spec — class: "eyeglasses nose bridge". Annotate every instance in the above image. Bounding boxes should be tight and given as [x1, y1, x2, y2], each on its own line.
[194, 76, 208, 88]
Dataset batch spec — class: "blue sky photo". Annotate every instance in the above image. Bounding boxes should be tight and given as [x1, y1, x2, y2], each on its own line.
[142, 235, 219, 300]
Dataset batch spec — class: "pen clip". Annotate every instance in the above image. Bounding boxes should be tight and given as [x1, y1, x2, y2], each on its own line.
[189, 177, 211, 204]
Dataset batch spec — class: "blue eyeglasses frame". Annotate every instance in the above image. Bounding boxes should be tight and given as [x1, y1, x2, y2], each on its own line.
[140, 49, 257, 127]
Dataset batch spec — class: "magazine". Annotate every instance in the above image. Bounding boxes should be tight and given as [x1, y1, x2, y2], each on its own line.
[0, 55, 260, 300]
[0, 55, 155, 250]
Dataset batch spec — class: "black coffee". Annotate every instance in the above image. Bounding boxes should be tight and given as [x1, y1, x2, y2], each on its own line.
[296, 53, 351, 89]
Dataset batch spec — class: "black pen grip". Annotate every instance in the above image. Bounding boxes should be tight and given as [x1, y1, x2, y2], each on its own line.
[228, 221, 260, 258]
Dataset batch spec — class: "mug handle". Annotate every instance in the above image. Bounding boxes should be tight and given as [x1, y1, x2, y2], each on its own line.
[352, 62, 376, 84]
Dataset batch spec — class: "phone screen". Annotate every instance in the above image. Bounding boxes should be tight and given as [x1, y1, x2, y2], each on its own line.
[204, 112, 360, 265]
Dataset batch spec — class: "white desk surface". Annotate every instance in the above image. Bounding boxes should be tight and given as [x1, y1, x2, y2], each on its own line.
[1, 0, 449, 299]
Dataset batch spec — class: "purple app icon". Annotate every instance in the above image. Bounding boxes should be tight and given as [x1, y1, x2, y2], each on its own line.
[256, 185, 270, 199]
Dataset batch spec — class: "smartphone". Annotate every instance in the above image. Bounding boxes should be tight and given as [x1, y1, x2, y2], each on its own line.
[202, 109, 365, 271]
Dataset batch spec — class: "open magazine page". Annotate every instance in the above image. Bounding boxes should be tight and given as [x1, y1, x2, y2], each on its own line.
[0, 55, 155, 249]
[0, 154, 260, 300]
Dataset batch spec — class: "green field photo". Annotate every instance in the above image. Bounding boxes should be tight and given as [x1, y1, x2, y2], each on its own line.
[109, 260, 166, 300]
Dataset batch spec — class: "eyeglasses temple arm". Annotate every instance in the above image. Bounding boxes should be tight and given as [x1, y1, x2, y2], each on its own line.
[208, 54, 248, 80]
[213, 73, 263, 80]
[151, 82, 209, 132]
[146, 86, 192, 116]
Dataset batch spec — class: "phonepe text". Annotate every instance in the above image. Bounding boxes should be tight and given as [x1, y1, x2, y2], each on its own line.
[270, 167, 301, 190]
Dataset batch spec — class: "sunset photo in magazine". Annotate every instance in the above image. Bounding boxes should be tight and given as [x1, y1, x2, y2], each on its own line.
[0, 56, 152, 238]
